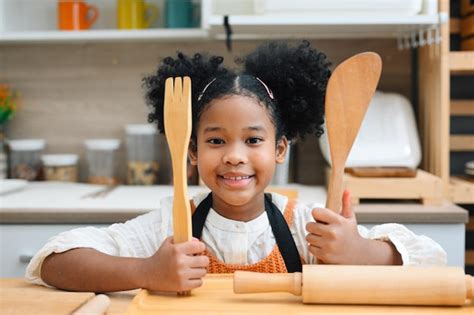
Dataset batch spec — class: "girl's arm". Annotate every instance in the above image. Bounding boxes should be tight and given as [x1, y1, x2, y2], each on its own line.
[41, 248, 145, 292]
[41, 237, 209, 292]
[304, 191, 446, 265]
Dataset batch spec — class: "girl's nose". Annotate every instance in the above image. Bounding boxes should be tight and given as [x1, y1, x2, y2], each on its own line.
[222, 144, 248, 165]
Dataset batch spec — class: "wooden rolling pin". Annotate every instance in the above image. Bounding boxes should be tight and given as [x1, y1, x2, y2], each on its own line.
[72, 294, 110, 315]
[234, 265, 474, 306]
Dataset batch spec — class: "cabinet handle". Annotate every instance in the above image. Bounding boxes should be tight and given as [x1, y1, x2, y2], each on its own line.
[19, 255, 33, 263]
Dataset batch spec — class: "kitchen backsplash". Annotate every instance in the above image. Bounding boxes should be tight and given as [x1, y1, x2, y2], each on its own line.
[0, 39, 412, 184]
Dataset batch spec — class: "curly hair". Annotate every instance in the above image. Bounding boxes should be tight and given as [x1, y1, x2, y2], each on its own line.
[143, 40, 331, 143]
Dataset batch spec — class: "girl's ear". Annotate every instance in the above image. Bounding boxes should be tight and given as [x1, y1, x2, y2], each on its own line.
[188, 140, 198, 166]
[276, 136, 288, 164]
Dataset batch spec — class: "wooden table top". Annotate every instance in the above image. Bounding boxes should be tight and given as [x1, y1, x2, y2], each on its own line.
[2, 276, 474, 315]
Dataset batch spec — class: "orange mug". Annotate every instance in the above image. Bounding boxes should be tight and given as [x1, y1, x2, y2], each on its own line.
[58, 0, 99, 30]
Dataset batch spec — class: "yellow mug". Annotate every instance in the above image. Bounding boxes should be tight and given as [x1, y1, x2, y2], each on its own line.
[117, 0, 159, 29]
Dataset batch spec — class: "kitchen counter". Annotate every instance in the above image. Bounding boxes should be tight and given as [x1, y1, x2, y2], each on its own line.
[0, 182, 468, 224]
[0, 182, 468, 275]
[1, 276, 473, 315]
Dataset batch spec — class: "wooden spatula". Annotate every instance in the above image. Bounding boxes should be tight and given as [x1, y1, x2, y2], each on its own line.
[325, 52, 382, 213]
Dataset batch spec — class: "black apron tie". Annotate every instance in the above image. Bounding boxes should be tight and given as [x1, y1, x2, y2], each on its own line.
[192, 193, 302, 273]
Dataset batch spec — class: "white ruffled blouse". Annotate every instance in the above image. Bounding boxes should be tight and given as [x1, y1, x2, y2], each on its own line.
[26, 193, 447, 287]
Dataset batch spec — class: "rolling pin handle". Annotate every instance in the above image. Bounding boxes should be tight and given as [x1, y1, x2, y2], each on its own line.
[234, 271, 302, 296]
[466, 275, 474, 300]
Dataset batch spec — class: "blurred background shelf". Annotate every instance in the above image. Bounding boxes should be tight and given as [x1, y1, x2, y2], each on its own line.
[449, 51, 474, 73]
[450, 176, 474, 204]
[208, 14, 448, 39]
[451, 100, 474, 115]
[449, 135, 474, 151]
[0, 29, 208, 43]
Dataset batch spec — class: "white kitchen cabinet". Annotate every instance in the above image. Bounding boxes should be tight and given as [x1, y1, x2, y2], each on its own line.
[0, 224, 107, 277]
[0, 0, 446, 43]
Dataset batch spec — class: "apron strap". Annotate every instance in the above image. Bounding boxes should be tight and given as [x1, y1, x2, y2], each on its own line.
[192, 193, 213, 240]
[264, 193, 302, 273]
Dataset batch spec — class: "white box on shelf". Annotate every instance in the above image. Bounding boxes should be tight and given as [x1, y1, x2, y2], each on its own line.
[319, 91, 422, 169]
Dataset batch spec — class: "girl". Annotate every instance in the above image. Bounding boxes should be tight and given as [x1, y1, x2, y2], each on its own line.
[27, 41, 446, 293]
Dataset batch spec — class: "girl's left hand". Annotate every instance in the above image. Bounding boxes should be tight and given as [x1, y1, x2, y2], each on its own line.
[305, 190, 368, 264]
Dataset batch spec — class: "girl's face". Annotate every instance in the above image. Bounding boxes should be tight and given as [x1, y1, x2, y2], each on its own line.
[189, 95, 288, 221]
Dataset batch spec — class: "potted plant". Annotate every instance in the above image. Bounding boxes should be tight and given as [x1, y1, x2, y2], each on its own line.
[0, 84, 18, 179]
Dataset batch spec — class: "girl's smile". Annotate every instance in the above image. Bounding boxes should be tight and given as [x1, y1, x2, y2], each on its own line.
[218, 172, 255, 189]
[189, 95, 287, 221]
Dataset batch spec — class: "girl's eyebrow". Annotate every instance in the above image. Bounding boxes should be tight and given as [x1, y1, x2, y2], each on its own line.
[246, 126, 266, 133]
[203, 126, 223, 133]
[203, 126, 266, 133]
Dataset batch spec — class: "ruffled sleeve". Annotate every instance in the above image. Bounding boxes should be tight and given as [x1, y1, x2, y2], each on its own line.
[25, 196, 174, 287]
[358, 223, 447, 266]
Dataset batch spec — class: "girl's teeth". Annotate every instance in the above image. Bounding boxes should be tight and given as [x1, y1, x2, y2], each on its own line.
[223, 176, 249, 180]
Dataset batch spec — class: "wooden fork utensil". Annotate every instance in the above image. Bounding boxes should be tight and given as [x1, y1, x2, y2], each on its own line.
[164, 76, 193, 295]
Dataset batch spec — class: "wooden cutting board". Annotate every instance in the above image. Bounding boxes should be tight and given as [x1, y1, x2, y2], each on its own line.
[125, 274, 474, 315]
[0, 279, 94, 315]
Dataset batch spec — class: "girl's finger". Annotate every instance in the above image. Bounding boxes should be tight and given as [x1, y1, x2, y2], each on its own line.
[178, 240, 206, 255]
[186, 278, 204, 290]
[305, 233, 324, 247]
[188, 267, 207, 280]
[306, 221, 333, 237]
[311, 207, 340, 224]
[189, 255, 210, 268]
[308, 245, 322, 258]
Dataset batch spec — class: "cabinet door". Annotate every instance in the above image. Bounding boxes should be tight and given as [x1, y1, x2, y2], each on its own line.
[0, 224, 107, 277]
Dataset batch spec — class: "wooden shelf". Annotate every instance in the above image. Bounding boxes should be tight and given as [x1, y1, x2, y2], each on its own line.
[449, 51, 474, 73]
[329, 169, 443, 205]
[0, 29, 208, 44]
[450, 18, 460, 34]
[451, 100, 474, 116]
[208, 13, 447, 39]
[450, 176, 474, 204]
[450, 135, 474, 151]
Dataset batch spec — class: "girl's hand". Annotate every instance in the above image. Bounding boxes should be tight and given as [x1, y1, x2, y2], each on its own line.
[305, 190, 369, 264]
[140, 236, 209, 292]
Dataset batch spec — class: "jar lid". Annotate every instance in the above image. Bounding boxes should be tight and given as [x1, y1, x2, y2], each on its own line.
[8, 139, 46, 151]
[85, 139, 120, 150]
[125, 124, 156, 135]
[41, 154, 78, 166]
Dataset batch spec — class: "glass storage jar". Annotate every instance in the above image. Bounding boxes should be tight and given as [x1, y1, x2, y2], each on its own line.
[84, 139, 121, 185]
[41, 154, 78, 182]
[8, 139, 45, 180]
[125, 124, 159, 185]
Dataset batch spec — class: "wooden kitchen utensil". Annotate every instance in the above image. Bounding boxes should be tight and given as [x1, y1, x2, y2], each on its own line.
[164, 76, 193, 295]
[325, 52, 382, 213]
[72, 294, 110, 315]
[234, 265, 474, 306]
[164, 76, 193, 244]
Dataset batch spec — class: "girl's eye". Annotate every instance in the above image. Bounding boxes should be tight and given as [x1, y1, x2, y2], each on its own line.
[247, 137, 263, 144]
[207, 138, 224, 145]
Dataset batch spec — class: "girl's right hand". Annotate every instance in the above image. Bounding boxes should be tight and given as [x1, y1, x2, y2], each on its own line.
[139, 236, 209, 292]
